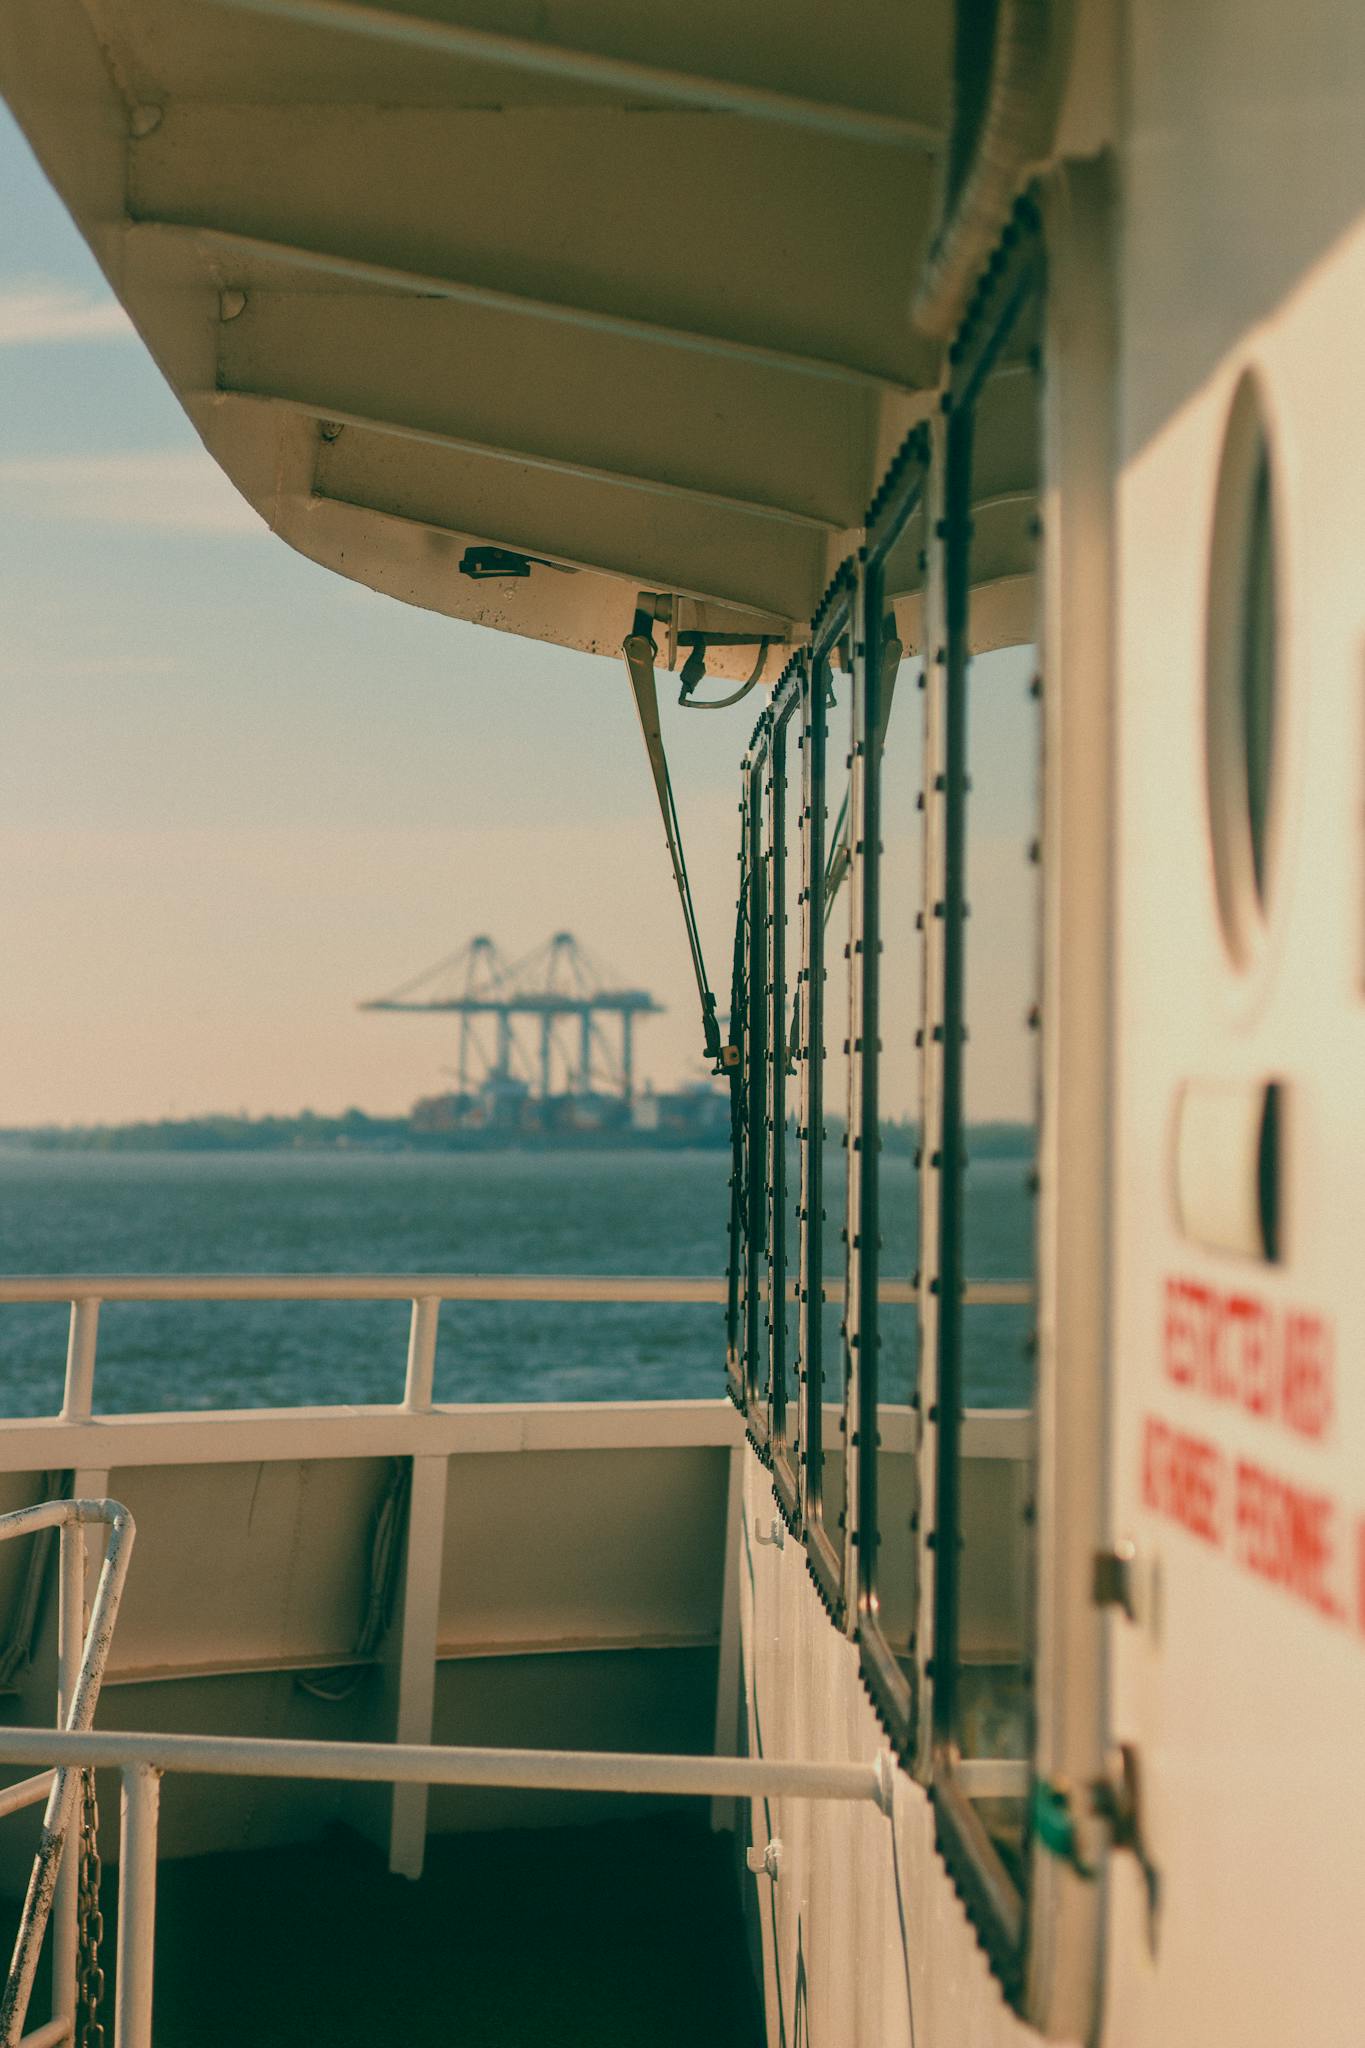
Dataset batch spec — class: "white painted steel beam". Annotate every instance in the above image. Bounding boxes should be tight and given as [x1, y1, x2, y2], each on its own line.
[129, 223, 909, 396]
[59, 1302, 98, 1425]
[174, 249, 902, 600]
[93, 1629, 721, 1694]
[960, 1411, 1034, 1461]
[388, 1456, 448, 1877]
[0, 1726, 890, 1808]
[709, 1446, 745, 1833]
[213, 389, 842, 534]
[402, 1296, 440, 1413]
[199, 0, 944, 151]
[0, 1402, 745, 1478]
[114, 1767, 159, 2048]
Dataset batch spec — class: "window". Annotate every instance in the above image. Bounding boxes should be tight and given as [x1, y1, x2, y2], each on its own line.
[802, 570, 859, 1613]
[727, 720, 770, 1420]
[1206, 373, 1280, 965]
[853, 429, 931, 1744]
[921, 227, 1044, 1990]
[767, 666, 806, 1520]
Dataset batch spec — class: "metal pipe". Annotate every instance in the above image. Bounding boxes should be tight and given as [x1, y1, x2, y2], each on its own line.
[114, 1768, 160, 2048]
[402, 1297, 440, 1412]
[60, 1302, 99, 1424]
[18, 2021, 70, 2048]
[0, 1273, 1028, 1306]
[0, 1728, 886, 1808]
[0, 1275, 726, 1305]
[0, 1504, 136, 2048]
[0, 1778, 55, 1822]
[51, 1522, 83, 2032]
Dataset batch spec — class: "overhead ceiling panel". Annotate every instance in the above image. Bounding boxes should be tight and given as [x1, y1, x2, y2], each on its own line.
[1, 0, 959, 671]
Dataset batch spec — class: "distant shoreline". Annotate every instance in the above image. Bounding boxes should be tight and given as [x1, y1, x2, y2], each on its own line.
[0, 1112, 1035, 1160]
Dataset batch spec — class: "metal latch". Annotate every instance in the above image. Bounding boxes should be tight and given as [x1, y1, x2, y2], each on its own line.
[746, 1839, 781, 1881]
[1092, 1539, 1138, 1620]
[1032, 1745, 1160, 1951]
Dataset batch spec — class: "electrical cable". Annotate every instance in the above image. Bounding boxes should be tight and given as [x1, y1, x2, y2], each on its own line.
[677, 637, 771, 711]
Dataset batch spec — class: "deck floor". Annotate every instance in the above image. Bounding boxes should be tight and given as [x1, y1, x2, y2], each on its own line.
[87, 1813, 762, 2046]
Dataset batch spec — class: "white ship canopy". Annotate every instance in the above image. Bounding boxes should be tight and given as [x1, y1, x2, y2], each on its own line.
[1, 0, 1069, 672]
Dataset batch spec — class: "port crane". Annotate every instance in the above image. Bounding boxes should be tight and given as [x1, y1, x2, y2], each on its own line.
[359, 933, 662, 1100]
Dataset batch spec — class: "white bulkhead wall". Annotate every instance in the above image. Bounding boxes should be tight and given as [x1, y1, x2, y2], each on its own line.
[1107, 3, 1365, 2047]
[740, 1452, 1041, 2048]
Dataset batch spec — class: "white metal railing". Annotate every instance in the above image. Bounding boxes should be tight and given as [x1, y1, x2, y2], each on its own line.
[0, 1276, 726, 1423]
[0, 1273, 1031, 1422]
[0, 1279, 1035, 2041]
[0, 1724, 893, 2048]
[0, 1502, 135, 2048]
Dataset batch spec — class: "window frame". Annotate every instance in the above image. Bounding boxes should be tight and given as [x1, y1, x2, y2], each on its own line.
[1204, 368, 1282, 971]
[726, 711, 772, 1429]
[922, 213, 1045, 1997]
[852, 427, 933, 1752]
[765, 659, 807, 1528]
[801, 564, 860, 1620]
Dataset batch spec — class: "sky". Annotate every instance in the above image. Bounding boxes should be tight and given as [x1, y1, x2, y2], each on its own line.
[0, 103, 1035, 1128]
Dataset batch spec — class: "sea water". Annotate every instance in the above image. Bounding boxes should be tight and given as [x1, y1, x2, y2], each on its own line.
[0, 1148, 1033, 1415]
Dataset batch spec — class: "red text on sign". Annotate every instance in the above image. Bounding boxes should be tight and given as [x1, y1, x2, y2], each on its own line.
[1233, 1460, 1345, 1620]
[1163, 1279, 1333, 1441]
[1141, 1415, 1224, 1545]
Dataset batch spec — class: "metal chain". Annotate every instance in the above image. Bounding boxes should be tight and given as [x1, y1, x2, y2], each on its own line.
[75, 1769, 105, 2048]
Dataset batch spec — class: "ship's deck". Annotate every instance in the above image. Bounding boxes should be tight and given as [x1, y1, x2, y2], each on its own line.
[31, 1812, 762, 2047]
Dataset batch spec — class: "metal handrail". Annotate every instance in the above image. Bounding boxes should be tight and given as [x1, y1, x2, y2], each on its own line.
[0, 1721, 892, 2048]
[0, 1274, 1030, 1304]
[0, 1501, 135, 2048]
[0, 1273, 1031, 1423]
[0, 1275, 729, 1305]
[0, 1725, 888, 1803]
